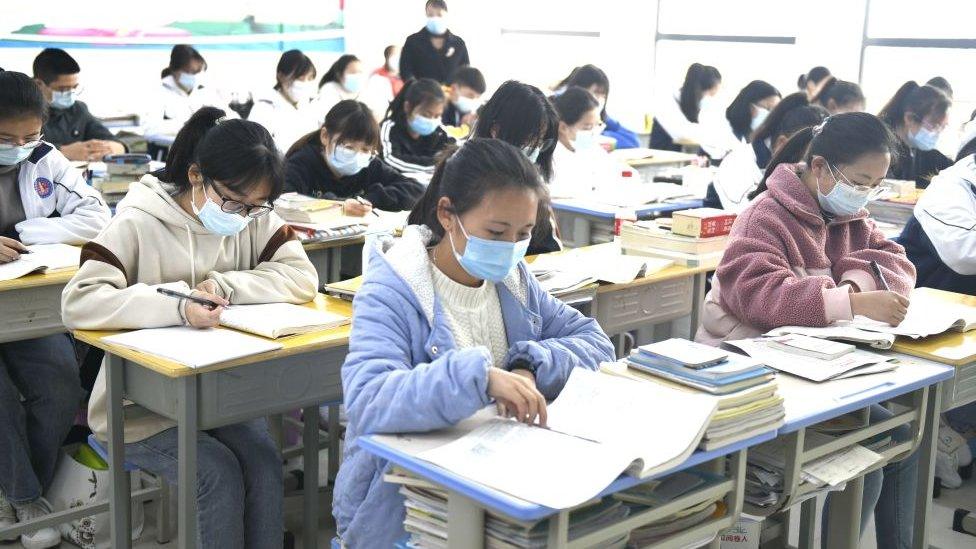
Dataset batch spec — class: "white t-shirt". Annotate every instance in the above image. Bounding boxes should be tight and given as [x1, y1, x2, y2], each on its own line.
[550, 141, 625, 199]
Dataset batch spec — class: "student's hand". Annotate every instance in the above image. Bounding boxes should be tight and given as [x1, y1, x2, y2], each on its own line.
[183, 290, 229, 329]
[0, 236, 28, 263]
[850, 290, 910, 326]
[488, 368, 547, 427]
[194, 279, 221, 297]
[86, 140, 122, 158]
[342, 198, 372, 217]
[59, 141, 93, 161]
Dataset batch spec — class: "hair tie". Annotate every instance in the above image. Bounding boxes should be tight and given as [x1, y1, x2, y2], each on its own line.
[812, 117, 829, 137]
[215, 116, 227, 125]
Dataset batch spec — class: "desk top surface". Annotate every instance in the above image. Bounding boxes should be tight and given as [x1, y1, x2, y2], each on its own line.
[0, 268, 78, 292]
[73, 294, 352, 378]
[891, 288, 976, 367]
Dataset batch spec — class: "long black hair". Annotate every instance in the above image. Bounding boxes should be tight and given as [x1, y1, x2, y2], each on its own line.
[752, 92, 809, 144]
[161, 107, 285, 201]
[0, 71, 48, 123]
[797, 66, 830, 92]
[161, 45, 206, 79]
[556, 64, 610, 119]
[385, 77, 445, 127]
[286, 100, 379, 158]
[472, 80, 559, 182]
[319, 54, 360, 89]
[878, 81, 951, 131]
[749, 112, 898, 200]
[811, 77, 865, 113]
[926, 76, 953, 99]
[726, 80, 780, 141]
[679, 63, 721, 123]
[406, 138, 547, 241]
[275, 49, 316, 91]
[552, 86, 600, 125]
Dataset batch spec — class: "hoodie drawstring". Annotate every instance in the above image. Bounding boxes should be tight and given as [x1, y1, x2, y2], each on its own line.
[185, 224, 196, 287]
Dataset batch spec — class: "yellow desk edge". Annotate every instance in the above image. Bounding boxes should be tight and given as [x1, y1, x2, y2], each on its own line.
[301, 235, 367, 252]
[73, 294, 353, 379]
[891, 288, 976, 367]
[0, 268, 78, 292]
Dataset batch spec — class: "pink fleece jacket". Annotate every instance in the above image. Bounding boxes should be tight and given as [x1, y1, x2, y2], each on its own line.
[696, 163, 916, 346]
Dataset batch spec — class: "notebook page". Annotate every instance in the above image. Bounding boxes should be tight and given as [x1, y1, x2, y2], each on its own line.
[219, 303, 348, 338]
[102, 326, 282, 368]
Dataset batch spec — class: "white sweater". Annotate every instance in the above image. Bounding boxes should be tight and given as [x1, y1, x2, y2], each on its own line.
[430, 263, 509, 368]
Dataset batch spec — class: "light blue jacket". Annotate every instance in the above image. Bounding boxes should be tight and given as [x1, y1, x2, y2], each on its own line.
[333, 226, 614, 547]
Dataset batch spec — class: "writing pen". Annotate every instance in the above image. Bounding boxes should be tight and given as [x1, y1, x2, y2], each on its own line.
[156, 287, 226, 310]
[870, 260, 891, 291]
[355, 196, 381, 217]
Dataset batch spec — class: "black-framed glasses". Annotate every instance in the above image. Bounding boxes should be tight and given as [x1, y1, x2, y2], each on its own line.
[204, 178, 273, 218]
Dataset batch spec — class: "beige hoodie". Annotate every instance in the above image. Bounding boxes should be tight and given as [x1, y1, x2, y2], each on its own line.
[63, 174, 318, 442]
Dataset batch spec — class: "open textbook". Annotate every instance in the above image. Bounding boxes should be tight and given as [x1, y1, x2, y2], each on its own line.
[219, 302, 349, 339]
[726, 338, 897, 382]
[102, 326, 282, 368]
[374, 368, 717, 509]
[529, 243, 674, 286]
[0, 243, 80, 281]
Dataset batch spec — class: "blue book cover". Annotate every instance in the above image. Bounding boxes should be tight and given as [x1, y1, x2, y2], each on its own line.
[627, 351, 772, 386]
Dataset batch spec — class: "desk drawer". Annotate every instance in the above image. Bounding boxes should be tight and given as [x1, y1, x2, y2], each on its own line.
[0, 284, 66, 343]
[594, 277, 693, 335]
[943, 362, 976, 411]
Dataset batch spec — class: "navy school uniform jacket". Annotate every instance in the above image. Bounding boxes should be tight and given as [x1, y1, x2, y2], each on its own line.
[43, 101, 125, 150]
[889, 140, 952, 189]
[379, 118, 455, 175]
[899, 154, 976, 295]
[399, 28, 470, 84]
[285, 142, 425, 211]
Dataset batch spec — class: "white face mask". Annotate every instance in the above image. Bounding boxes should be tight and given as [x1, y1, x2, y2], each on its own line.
[751, 105, 770, 131]
[288, 80, 317, 103]
[387, 54, 401, 72]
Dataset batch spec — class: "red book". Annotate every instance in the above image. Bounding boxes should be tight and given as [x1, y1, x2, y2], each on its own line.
[671, 208, 737, 238]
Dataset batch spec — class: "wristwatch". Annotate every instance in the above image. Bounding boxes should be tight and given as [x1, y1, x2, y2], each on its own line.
[506, 358, 537, 376]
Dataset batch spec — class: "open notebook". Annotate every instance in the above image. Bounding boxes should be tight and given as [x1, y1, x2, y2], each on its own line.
[0, 244, 80, 282]
[219, 303, 349, 339]
[390, 368, 717, 509]
[102, 326, 282, 369]
[848, 299, 976, 338]
[726, 338, 897, 383]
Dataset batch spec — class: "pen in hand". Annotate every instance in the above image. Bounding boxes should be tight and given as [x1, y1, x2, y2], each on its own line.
[156, 287, 227, 311]
[355, 196, 381, 217]
[870, 260, 891, 292]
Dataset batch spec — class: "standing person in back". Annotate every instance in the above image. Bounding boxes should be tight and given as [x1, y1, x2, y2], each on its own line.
[316, 54, 367, 122]
[400, 0, 470, 84]
[878, 81, 953, 189]
[247, 49, 319, 154]
[0, 71, 110, 549]
[146, 45, 234, 138]
[379, 78, 455, 175]
[32, 48, 126, 161]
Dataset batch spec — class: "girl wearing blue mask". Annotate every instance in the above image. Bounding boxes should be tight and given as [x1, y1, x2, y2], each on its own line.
[380, 77, 454, 175]
[316, 54, 367, 124]
[63, 107, 317, 549]
[248, 49, 320, 154]
[335, 138, 614, 546]
[148, 45, 236, 140]
[554, 64, 640, 150]
[878, 81, 953, 189]
[550, 86, 624, 198]
[285, 100, 425, 212]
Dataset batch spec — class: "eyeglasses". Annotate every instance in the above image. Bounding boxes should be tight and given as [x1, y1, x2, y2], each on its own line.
[204, 179, 274, 218]
[0, 135, 44, 150]
[827, 163, 888, 199]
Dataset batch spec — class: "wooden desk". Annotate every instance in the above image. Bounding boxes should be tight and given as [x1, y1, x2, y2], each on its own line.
[0, 269, 77, 344]
[891, 288, 976, 411]
[76, 294, 351, 549]
[302, 236, 366, 285]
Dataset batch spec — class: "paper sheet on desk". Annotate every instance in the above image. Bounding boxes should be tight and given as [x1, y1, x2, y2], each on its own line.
[102, 326, 282, 368]
[592, 183, 693, 208]
[727, 339, 897, 382]
[530, 245, 673, 285]
[846, 297, 976, 338]
[0, 243, 80, 281]
[766, 326, 895, 350]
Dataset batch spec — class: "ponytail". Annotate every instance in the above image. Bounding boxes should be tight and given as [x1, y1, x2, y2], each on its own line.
[879, 81, 950, 129]
[811, 77, 865, 113]
[750, 127, 816, 200]
[751, 92, 808, 144]
[385, 77, 445, 127]
[679, 63, 721, 123]
[797, 66, 831, 92]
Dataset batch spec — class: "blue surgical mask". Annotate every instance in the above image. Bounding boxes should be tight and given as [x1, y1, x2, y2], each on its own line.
[426, 16, 448, 35]
[191, 185, 253, 236]
[454, 95, 480, 115]
[0, 145, 33, 166]
[751, 105, 770, 131]
[326, 144, 372, 177]
[448, 217, 531, 282]
[409, 114, 440, 136]
[342, 72, 365, 95]
[51, 90, 78, 110]
[909, 126, 940, 151]
[521, 145, 541, 163]
[816, 163, 873, 217]
[570, 129, 597, 151]
[177, 72, 199, 90]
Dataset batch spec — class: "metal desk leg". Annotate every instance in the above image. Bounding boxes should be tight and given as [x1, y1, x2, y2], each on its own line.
[106, 353, 132, 549]
[177, 376, 199, 549]
[327, 404, 340, 485]
[303, 405, 320, 549]
[446, 490, 484, 549]
[689, 272, 707, 338]
[913, 383, 942, 549]
[546, 511, 570, 548]
[328, 248, 342, 283]
[825, 475, 864, 548]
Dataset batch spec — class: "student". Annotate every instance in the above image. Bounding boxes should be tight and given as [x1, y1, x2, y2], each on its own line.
[0, 71, 109, 549]
[147, 45, 234, 137]
[696, 113, 917, 548]
[724, 80, 780, 145]
[926, 76, 953, 99]
[285, 100, 425, 211]
[750, 92, 810, 169]
[811, 77, 865, 115]
[878, 81, 953, 189]
[373, 45, 404, 98]
[32, 48, 125, 161]
[650, 62, 721, 152]
[247, 49, 320, 154]
[317, 54, 367, 121]
[379, 77, 455, 175]
[442, 65, 486, 128]
[471, 80, 561, 254]
[555, 64, 639, 149]
[363, 46, 404, 121]
[797, 66, 831, 100]
[335, 138, 614, 546]
[550, 86, 622, 198]
[400, 0, 470, 84]
[62, 108, 318, 548]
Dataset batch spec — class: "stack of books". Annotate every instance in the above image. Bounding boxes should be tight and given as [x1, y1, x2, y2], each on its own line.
[621, 339, 785, 450]
[274, 192, 374, 233]
[619, 208, 736, 268]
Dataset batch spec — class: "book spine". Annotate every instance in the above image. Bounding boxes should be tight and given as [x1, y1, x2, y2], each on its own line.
[672, 214, 736, 238]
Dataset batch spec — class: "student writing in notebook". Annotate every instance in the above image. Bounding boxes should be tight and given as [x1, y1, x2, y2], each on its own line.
[549, 86, 621, 198]
[146, 45, 236, 138]
[696, 112, 918, 549]
[316, 54, 367, 122]
[553, 64, 639, 149]
[379, 78, 455, 175]
[62, 108, 317, 548]
[878, 81, 953, 189]
[0, 71, 110, 549]
[334, 139, 614, 547]
[284, 100, 425, 212]
[247, 49, 320, 154]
